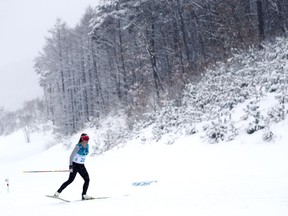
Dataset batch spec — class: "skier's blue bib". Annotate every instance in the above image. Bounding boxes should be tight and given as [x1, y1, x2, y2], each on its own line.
[73, 144, 89, 164]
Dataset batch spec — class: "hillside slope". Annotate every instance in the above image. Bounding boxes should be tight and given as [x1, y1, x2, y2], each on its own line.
[133, 37, 288, 146]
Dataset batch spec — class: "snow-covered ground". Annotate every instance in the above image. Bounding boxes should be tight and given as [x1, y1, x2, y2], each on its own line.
[1, 114, 288, 216]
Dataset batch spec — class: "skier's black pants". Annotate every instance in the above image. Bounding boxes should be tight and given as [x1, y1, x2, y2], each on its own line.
[57, 162, 90, 195]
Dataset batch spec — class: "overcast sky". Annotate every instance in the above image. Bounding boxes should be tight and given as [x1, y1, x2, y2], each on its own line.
[0, 0, 100, 111]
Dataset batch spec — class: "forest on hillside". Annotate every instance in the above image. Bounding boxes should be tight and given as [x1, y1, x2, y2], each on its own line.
[1, 0, 288, 137]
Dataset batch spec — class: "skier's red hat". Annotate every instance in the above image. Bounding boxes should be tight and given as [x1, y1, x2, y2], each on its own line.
[82, 135, 89, 141]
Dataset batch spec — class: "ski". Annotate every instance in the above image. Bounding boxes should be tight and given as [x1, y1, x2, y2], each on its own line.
[46, 195, 110, 202]
[81, 196, 110, 201]
[45, 195, 70, 202]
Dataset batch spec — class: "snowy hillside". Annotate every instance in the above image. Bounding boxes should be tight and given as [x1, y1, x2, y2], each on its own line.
[1, 38, 288, 216]
[133, 37, 288, 146]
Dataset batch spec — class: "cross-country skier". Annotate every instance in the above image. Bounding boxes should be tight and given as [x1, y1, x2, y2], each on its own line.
[53, 133, 92, 200]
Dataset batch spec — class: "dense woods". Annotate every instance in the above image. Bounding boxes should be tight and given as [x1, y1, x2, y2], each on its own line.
[30, 0, 288, 135]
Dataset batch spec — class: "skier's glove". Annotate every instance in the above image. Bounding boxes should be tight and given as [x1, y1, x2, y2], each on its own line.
[69, 165, 73, 173]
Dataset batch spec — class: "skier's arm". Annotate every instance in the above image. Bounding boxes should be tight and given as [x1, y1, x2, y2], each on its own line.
[69, 146, 80, 166]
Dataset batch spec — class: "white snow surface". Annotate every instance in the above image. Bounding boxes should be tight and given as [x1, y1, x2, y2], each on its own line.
[1, 106, 288, 216]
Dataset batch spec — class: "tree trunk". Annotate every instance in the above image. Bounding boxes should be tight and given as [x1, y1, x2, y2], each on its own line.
[257, 0, 265, 42]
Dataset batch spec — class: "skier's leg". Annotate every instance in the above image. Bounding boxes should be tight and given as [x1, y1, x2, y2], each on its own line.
[57, 165, 78, 193]
[78, 165, 90, 195]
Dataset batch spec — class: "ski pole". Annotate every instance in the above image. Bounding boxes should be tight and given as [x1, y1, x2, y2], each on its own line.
[23, 170, 70, 173]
